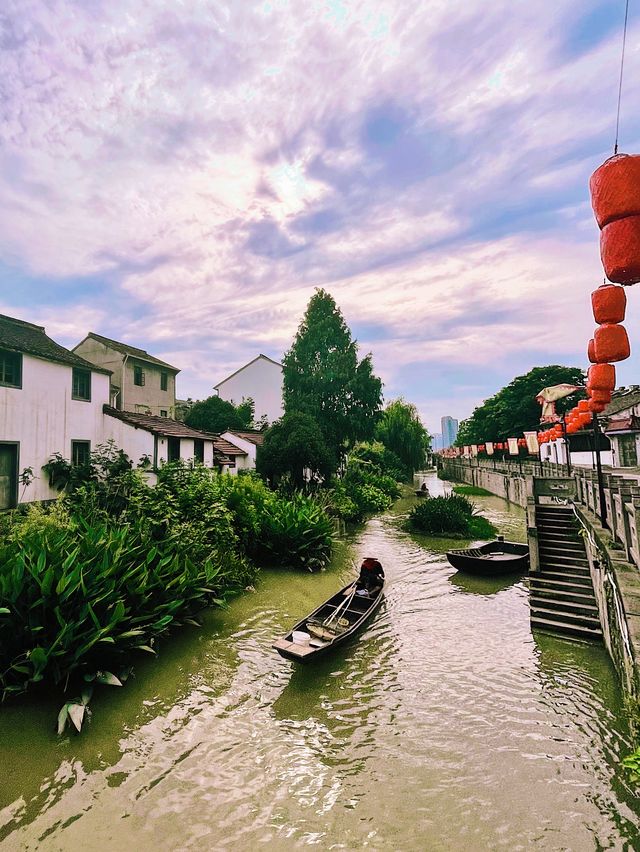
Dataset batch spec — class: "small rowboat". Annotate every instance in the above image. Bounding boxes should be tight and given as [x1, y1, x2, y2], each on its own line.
[273, 579, 385, 663]
[446, 537, 529, 576]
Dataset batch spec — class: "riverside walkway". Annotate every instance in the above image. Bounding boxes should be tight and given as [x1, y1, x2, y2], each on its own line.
[438, 456, 640, 699]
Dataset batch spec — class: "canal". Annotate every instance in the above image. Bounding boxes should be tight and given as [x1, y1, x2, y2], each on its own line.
[1, 473, 639, 849]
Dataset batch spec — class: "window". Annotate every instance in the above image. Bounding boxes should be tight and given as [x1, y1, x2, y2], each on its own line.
[72, 368, 91, 401]
[160, 371, 168, 391]
[194, 439, 204, 463]
[160, 410, 168, 417]
[134, 365, 145, 386]
[0, 350, 22, 388]
[167, 437, 180, 462]
[71, 440, 91, 467]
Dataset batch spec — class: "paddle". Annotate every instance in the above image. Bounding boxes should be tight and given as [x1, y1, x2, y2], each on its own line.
[323, 583, 357, 628]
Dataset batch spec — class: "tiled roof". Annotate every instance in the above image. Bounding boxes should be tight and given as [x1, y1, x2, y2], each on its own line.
[226, 429, 265, 446]
[214, 354, 282, 388]
[604, 387, 640, 418]
[80, 332, 180, 372]
[212, 437, 247, 457]
[104, 406, 215, 438]
[605, 415, 640, 433]
[0, 314, 111, 374]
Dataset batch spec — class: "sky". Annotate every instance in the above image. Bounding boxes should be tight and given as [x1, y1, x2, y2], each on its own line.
[1, 0, 639, 435]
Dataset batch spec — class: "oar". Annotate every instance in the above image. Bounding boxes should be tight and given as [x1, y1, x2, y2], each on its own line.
[324, 583, 357, 627]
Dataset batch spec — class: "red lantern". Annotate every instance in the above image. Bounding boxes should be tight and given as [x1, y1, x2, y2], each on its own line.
[587, 362, 616, 390]
[588, 399, 606, 413]
[578, 399, 589, 412]
[600, 216, 640, 285]
[593, 323, 630, 362]
[590, 154, 640, 228]
[591, 283, 626, 324]
[591, 389, 611, 404]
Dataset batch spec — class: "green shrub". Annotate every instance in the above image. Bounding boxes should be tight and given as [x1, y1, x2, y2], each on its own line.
[0, 514, 232, 703]
[406, 493, 496, 537]
[256, 493, 333, 570]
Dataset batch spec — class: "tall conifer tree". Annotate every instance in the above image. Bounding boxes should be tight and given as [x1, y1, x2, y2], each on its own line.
[283, 289, 383, 455]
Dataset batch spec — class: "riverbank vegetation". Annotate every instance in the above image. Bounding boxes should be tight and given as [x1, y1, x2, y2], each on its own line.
[0, 449, 333, 730]
[406, 493, 497, 538]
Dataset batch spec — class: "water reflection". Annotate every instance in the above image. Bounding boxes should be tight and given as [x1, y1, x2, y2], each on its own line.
[448, 569, 525, 596]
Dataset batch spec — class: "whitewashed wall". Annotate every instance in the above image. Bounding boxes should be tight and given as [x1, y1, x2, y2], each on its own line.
[221, 432, 257, 470]
[0, 354, 110, 503]
[216, 357, 283, 424]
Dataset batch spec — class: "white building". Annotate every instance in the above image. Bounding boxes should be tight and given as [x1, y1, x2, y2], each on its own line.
[0, 314, 111, 508]
[102, 408, 235, 481]
[220, 430, 265, 471]
[0, 313, 242, 509]
[214, 355, 283, 424]
[603, 386, 640, 467]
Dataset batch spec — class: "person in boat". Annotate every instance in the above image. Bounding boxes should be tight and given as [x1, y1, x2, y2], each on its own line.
[356, 557, 384, 597]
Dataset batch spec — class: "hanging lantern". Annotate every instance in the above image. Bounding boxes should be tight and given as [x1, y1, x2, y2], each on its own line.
[578, 399, 590, 412]
[588, 399, 606, 413]
[600, 217, 640, 285]
[593, 323, 630, 362]
[587, 362, 616, 390]
[591, 283, 627, 324]
[590, 154, 640, 228]
[590, 389, 611, 404]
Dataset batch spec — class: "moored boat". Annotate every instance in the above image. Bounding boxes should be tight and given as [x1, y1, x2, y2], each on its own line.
[273, 579, 385, 662]
[446, 537, 529, 576]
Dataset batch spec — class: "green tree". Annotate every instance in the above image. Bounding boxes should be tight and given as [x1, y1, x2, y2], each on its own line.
[256, 412, 335, 489]
[456, 365, 586, 445]
[375, 399, 431, 478]
[282, 289, 383, 455]
[184, 395, 254, 434]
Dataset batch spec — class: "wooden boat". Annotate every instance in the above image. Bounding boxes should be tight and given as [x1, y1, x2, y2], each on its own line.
[446, 537, 529, 576]
[273, 579, 385, 662]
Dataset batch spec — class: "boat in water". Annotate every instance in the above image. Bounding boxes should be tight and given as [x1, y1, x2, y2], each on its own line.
[446, 536, 529, 576]
[273, 579, 385, 662]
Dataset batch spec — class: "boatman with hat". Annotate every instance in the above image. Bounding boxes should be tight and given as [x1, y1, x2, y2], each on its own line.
[356, 557, 384, 597]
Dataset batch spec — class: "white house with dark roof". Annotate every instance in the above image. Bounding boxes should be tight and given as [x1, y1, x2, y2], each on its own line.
[0, 314, 112, 508]
[73, 332, 180, 419]
[220, 429, 265, 470]
[214, 354, 283, 424]
[102, 408, 235, 480]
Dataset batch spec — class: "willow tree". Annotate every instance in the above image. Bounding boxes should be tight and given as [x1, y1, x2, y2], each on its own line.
[375, 399, 431, 478]
[283, 289, 383, 460]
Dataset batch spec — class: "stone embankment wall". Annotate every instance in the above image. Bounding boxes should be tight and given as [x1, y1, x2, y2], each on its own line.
[438, 457, 640, 697]
[438, 458, 528, 508]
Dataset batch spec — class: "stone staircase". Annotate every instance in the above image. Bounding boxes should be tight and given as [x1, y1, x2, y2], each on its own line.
[529, 505, 602, 641]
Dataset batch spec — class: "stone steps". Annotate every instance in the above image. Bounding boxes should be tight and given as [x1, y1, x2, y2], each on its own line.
[531, 506, 601, 642]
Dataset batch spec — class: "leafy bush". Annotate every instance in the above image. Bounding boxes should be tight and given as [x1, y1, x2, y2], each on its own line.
[406, 493, 497, 538]
[256, 493, 333, 570]
[0, 456, 338, 724]
[0, 510, 231, 705]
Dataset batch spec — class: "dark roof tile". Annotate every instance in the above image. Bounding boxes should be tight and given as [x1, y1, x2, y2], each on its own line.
[0, 314, 111, 374]
[80, 332, 180, 371]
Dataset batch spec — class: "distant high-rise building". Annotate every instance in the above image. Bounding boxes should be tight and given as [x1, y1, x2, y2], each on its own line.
[432, 433, 443, 452]
[441, 416, 458, 448]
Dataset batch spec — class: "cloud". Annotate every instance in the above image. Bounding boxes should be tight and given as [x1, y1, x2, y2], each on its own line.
[0, 0, 639, 424]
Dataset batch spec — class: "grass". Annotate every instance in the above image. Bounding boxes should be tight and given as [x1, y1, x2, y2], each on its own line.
[452, 484, 493, 497]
